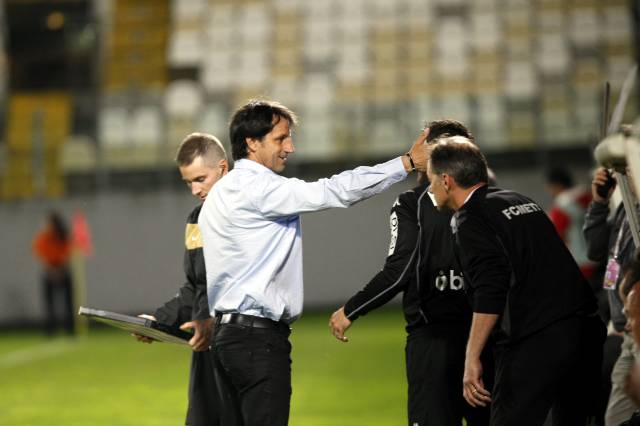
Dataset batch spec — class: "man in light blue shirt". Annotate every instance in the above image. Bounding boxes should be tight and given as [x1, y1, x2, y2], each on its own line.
[199, 99, 429, 425]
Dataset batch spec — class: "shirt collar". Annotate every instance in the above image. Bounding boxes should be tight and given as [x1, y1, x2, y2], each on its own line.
[234, 158, 276, 174]
[462, 183, 487, 206]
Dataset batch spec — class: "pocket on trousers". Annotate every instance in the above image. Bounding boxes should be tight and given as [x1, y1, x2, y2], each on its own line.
[214, 326, 254, 392]
[216, 346, 254, 393]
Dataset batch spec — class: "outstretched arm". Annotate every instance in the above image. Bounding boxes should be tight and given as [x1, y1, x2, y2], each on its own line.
[329, 189, 421, 342]
[250, 131, 430, 220]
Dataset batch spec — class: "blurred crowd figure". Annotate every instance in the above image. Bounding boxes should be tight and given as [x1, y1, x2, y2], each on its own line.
[546, 167, 609, 321]
[32, 210, 74, 336]
[546, 167, 597, 281]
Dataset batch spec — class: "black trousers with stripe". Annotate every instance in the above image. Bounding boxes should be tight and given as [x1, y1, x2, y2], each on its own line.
[406, 323, 492, 426]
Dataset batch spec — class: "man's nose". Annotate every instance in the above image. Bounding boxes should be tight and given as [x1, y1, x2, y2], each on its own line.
[284, 139, 295, 153]
[191, 185, 200, 196]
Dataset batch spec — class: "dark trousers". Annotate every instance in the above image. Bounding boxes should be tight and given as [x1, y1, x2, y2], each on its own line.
[600, 334, 624, 425]
[186, 350, 240, 426]
[406, 324, 492, 426]
[212, 323, 292, 426]
[42, 268, 74, 335]
[491, 315, 606, 426]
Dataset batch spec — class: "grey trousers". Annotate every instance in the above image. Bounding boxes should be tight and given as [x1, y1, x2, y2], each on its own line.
[606, 333, 640, 426]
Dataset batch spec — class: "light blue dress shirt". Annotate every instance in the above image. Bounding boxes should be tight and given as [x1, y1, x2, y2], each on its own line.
[199, 157, 408, 323]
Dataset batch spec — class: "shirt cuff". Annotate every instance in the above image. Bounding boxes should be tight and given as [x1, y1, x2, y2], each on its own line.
[343, 303, 360, 321]
[390, 156, 409, 178]
[473, 297, 506, 315]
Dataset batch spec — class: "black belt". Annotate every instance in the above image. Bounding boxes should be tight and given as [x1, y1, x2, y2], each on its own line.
[216, 313, 290, 332]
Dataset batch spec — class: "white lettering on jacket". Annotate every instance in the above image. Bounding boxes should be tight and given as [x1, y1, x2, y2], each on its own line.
[435, 270, 465, 291]
[501, 202, 542, 220]
[388, 211, 399, 256]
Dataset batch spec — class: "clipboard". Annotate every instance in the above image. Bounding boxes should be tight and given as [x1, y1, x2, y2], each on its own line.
[78, 306, 192, 346]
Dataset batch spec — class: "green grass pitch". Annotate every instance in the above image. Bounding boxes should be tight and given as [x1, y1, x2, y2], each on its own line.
[0, 309, 408, 425]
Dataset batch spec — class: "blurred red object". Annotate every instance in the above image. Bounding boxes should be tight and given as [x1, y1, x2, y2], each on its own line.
[72, 210, 93, 257]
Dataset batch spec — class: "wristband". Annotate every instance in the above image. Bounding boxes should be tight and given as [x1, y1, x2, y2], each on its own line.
[405, 152, 416, 172]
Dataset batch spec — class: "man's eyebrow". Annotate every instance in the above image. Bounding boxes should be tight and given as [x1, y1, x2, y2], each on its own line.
[184, 174, 205, 182]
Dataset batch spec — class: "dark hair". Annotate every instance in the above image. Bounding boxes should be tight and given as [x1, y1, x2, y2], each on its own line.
[48, 211, 69, 241]
[176, 133, 227, 166]
[430, 137, 489, 189]
[546, 167, 574, 189]
[424, 119, 474, 144]
[417, 119, 475, 185]
[229, 99, 298, 161]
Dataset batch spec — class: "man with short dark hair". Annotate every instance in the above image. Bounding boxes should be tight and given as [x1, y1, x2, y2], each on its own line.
[199, 98, 431, 425]
[134, 133, 236, 426]
[427, 137, 605, 425]
[329, 120, 490, 425]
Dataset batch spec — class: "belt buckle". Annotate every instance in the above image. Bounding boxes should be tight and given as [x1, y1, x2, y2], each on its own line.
[218, 313, 232, 325]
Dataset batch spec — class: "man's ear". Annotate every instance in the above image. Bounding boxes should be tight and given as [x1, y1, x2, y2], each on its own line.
[246, 137, 261, 154]
[218, 159, 229, 176]
[442, 173, 452, 192]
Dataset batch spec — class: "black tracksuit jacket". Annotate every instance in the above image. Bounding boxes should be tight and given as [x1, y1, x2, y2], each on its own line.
[344, 183, 471, 333]
[152, 205, 232, 426]
[154, 204, 210, 334]
[453, 186, 598, 343]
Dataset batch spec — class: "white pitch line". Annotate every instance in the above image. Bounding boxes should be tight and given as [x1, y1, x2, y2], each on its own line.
[0, 339, 78, 369]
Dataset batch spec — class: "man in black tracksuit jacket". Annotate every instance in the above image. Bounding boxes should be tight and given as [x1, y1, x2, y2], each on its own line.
[329, 120, 491, 425]
[153, 204, 237, 425]
[135, 133, 237, 426]
[428, 137, 606, 425]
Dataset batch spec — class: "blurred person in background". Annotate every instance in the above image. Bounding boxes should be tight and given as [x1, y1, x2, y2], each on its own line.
[329, 119, 491, 425]
[199, 99, 430, 426]
[428, 138, 604, 425]
[32, 210, 74, 336]
[546, 166, 597, 280]
[617, 252, 640, 425]
[133, 133, 237, 426]
[584, 167, 640, 426]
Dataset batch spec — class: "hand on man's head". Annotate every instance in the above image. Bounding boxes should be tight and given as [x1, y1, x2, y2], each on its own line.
[403, 128, 430, 173]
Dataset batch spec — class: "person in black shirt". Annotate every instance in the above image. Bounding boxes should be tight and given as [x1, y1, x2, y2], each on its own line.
[134, 133, 238, 426]
[427, 137, 605, 425]
[329, 120, 491, 425]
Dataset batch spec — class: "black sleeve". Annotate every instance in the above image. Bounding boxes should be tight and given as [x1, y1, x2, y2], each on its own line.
[154, 270, 195, 328]
[154, 207, 207, 326]
[154, 247, 210, 324]
[191, 250, 210, 321]
[583, 201, 612, 262]
[344, 193, 418, 321]
[455, 212, 511, 315]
